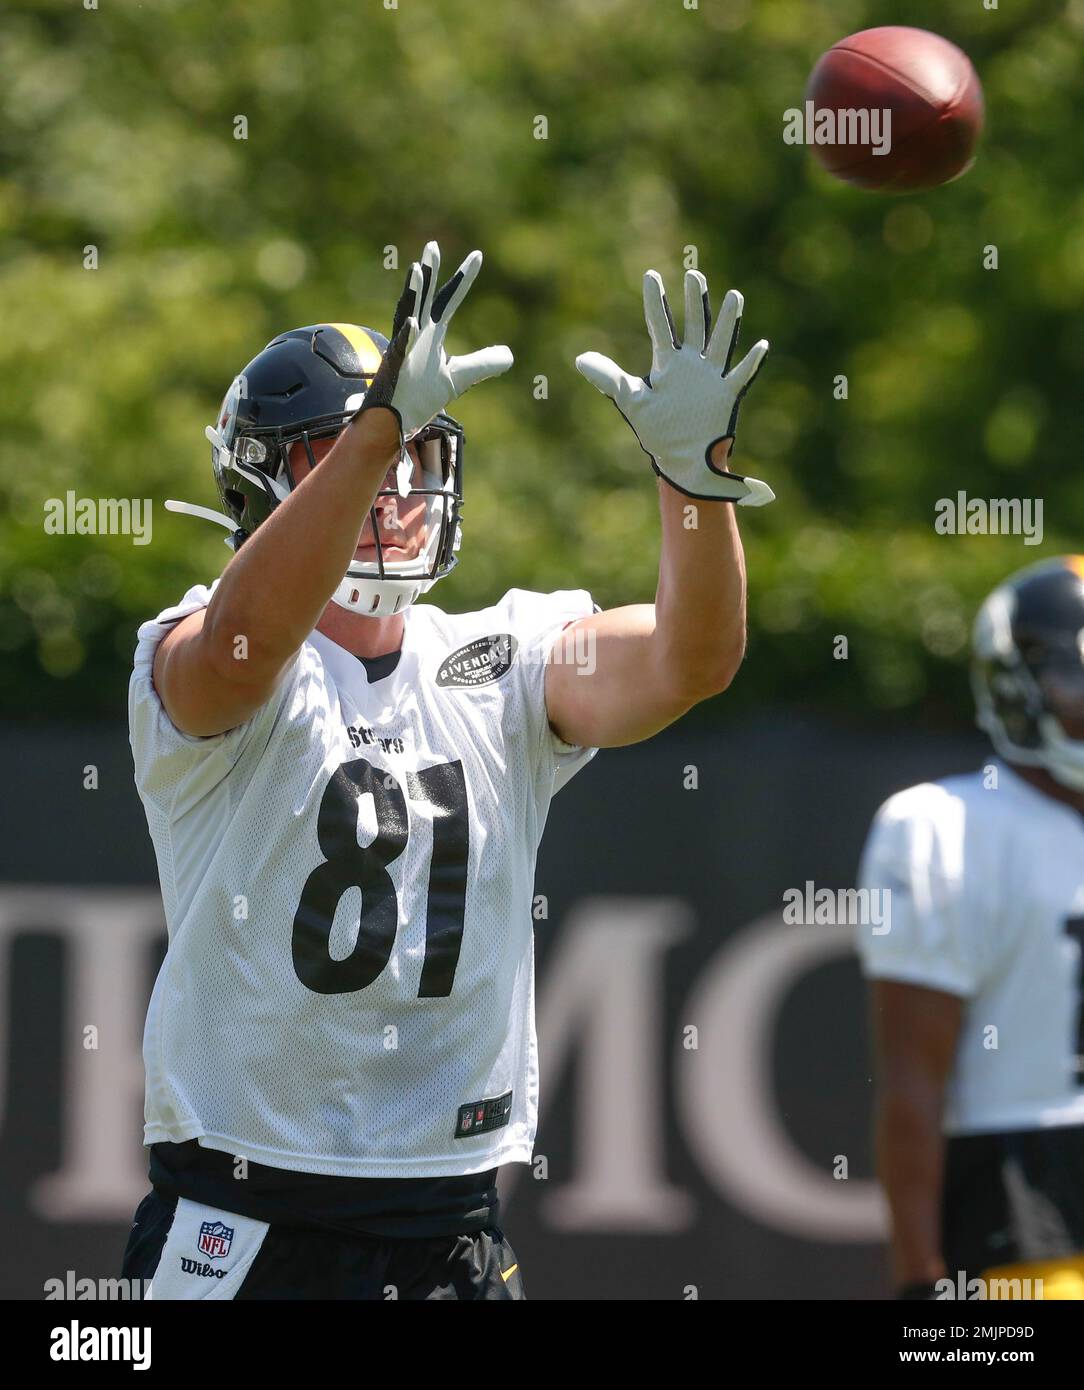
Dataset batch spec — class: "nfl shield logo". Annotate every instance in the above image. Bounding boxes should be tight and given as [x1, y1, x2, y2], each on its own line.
[198, 1220, 234, 1260]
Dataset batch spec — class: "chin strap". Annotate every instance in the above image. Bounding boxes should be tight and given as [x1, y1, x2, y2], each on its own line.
[164, 498, 238, 547]
[165, 499, 235, 530]
[205, 423, 229, 456]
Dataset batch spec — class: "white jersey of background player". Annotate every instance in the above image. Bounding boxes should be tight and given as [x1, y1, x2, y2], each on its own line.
[858, 557, 1084, 1299]
[125, 241, 772, 1298]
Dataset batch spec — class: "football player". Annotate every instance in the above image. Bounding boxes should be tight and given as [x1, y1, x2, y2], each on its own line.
[121, 241, 770, 1299]
[858, 557, 1084, 1300]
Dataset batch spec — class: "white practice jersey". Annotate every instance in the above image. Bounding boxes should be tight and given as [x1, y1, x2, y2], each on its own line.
[130, 584, 597, 1177]
[858, 763, 1084, 1136]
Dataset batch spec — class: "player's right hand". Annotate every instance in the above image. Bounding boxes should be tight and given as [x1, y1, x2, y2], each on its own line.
[358, 241, 513, 440]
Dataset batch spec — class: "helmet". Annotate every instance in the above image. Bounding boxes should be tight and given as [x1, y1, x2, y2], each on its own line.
[972, 556, 1084, 790]
[195, 322, 464, 617]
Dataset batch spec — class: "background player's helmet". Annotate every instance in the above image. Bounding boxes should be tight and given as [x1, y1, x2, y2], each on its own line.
[972, 556, 1084, 790]
[207, 323, 464, 617]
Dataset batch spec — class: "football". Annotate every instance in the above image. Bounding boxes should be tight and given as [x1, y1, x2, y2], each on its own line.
[804, 26, 984, 192]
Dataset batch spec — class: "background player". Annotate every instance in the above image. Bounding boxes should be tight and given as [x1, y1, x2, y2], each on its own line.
[858, 557, 1084, 1300]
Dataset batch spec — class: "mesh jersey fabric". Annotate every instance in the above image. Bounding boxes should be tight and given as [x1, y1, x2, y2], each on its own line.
[129, 583, 597, 1177]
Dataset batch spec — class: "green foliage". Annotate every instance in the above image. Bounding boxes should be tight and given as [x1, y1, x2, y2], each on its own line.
[2, 0, 1081, 722]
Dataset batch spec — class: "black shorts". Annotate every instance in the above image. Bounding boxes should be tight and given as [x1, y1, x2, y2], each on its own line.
[122, 1189, 526, 1301]
[942, 1123, 1084, 1281]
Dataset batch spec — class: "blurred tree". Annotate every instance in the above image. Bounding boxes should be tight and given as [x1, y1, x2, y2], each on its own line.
[1, 0, 1081, 724]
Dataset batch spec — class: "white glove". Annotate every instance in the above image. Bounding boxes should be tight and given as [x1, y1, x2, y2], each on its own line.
[576, 268, 772, 505]
[384, 241, 513, 440]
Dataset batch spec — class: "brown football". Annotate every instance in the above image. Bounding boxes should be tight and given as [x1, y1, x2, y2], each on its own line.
[804, 26, 984, 192]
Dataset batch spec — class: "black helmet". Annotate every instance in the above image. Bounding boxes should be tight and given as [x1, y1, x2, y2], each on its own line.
[196, 323, 464, 616]
[972, 556, 1084, 789]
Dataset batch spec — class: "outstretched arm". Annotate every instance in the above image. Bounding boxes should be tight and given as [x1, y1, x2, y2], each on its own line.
[156, 241, 512, 738]
[547, 265, 767, 749]
[546, 457, 746, 748]
[155, 407, 404, 738]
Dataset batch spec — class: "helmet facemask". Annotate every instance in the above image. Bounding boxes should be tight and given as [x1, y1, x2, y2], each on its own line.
[310, 422, 463, 617]
[1032, 662, 1084, 791]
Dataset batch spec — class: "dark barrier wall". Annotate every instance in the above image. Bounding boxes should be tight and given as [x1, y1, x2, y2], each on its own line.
[0, 715, 988, 1300]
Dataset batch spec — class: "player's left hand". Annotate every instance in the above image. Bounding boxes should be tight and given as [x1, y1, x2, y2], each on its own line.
[575, 268, 773, 505]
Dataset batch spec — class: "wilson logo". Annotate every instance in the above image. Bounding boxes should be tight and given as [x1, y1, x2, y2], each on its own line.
[436, 635, 517, 689]
[179, 1258, 227, 1279]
